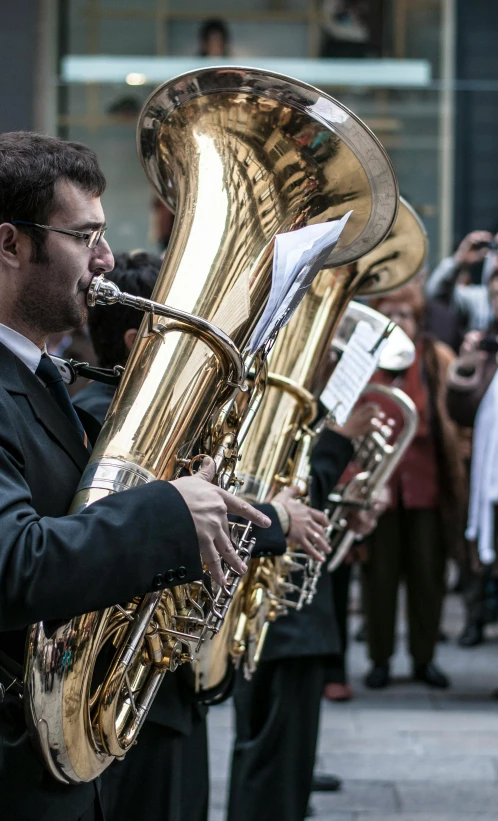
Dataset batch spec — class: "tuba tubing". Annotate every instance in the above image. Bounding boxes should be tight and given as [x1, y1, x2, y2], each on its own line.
[326, 383, 419, 574]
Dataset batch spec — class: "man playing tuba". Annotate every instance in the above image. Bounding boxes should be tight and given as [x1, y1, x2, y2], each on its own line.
[0, 132, 271, 821]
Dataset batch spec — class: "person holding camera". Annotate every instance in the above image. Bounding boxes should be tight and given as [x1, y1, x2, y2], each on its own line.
[425, 230, 498, 332]
[447, 268, 498, 647]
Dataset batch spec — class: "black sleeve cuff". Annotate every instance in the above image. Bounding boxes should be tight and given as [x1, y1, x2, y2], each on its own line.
[250, 502, 287, 557]
[310, 429, 354, 511]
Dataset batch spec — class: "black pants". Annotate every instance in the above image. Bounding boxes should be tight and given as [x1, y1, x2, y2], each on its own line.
[100, 717, 209, 821]
[227, 656, 325, 821]
[362, 507, 445, 666]
[324, 563, 352, 685]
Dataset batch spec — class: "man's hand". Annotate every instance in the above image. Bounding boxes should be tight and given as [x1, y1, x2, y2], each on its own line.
[460, 330, 484, 355]
[171, 457, 271, 585]
[272, 486, 330, 562]
[334, 402, 384, 441]
[346, 509, 379, 538]
[454, 230, 493, 268]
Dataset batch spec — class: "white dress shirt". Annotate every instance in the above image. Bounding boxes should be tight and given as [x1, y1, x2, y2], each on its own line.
[0, 322, 43, 374]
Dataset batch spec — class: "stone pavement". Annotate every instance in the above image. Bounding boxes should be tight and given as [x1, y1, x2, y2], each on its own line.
[207, 584, 498, 821]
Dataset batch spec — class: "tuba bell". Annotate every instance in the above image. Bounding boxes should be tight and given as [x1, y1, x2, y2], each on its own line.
[24, 66, 397, 784]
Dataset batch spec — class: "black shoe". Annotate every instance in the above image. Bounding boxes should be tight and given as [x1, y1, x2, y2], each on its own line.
[413, 662, 450, 688]
[364, 663, 390, 689]
[311, 773, 342, 792]
[438, 629, 448, 643]
[458, 622, 483, 647]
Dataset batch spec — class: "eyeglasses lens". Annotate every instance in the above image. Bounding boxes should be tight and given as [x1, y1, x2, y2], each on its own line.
[87, 229, 105, 249]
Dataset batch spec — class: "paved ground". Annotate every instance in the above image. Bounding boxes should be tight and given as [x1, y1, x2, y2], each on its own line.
[207, 579, 498, 821]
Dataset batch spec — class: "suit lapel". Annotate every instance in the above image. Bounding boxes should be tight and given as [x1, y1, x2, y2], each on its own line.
[0, 342, 89, 473]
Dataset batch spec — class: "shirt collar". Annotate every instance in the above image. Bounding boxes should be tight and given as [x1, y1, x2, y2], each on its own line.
[0, 322, 44, 374]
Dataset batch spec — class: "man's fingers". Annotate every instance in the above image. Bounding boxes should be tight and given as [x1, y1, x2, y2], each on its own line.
[301, 536, 326, 562]
[282, 486, 302, 500]
[196, 456, 216, 482]
[309, 508, 329, 528]
[214, 532, 248, 575]
[307, 528, 331, 555]
[220, 489, 272, 528]
[203, 551, 226, 586]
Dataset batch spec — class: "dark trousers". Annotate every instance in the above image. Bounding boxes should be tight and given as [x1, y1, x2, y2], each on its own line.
[227, 656, 325, 821]
[100, 717, 209, 821]
[362, 507, 445, 666]
[324, 563, 352, 685]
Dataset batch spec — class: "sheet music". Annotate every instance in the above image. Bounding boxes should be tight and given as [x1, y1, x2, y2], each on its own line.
[248, 211, 352, 354]
[320, 320, 389, 426]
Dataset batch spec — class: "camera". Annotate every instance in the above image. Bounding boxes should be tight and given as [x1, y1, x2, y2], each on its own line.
[478, 335, 498, 353]
[473, 239, 498, 251]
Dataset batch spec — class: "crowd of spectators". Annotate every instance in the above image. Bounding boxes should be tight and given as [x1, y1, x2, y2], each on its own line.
[324, 229, 498, 702]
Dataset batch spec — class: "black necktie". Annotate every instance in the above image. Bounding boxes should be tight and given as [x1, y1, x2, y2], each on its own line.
[35, 354, 87, 444]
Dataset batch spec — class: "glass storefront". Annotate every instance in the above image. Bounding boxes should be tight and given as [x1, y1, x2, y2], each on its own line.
[59, 0, 452, 268]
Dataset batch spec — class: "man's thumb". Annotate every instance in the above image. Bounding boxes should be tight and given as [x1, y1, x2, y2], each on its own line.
[283, 485, 302, 499]
[196, 455, 216, 482]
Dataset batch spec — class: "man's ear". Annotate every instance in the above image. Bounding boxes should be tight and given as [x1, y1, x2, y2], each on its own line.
[0, 223, 28, 270]
[123, 327, 138, 353]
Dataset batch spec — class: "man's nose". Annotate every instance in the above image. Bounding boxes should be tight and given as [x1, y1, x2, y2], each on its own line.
[91, 237, 114, 274]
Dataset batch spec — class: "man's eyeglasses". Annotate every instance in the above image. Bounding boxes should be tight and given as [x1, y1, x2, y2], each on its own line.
[11, 220, 106, 249]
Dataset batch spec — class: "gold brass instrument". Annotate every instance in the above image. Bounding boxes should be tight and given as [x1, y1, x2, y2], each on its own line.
[24, 66, 398, 783]
[326, 383, 418, 573]
[192, 122, 400, 697]
[354, 196, 428, 297]
[202, 198, 427, 690]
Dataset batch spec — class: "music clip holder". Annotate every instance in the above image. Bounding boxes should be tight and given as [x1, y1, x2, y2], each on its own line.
[368, 321, 396, 357]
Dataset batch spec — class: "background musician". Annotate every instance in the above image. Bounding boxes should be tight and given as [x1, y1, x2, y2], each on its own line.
[227, 400, 383, 821]
[0, 132, 271, 821]
[323, 404, 387, 703]
[361, 284, 466, 690]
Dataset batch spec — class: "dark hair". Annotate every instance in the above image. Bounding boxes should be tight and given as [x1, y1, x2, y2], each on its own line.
[0, 131, 106, 262]
[199, 18, 230, 55]
[88, 251, 161, 368]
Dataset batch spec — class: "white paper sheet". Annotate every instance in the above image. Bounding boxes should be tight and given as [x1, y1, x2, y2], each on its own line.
[248, 211, 352, 354]
[320, 320, 389, 426]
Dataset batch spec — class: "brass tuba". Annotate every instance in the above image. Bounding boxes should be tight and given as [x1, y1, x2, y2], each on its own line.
[24, 67, 397, 784]
[193, 197, 427, 694]
[192, 130, 400, 698]
[326, 383, 419, 573]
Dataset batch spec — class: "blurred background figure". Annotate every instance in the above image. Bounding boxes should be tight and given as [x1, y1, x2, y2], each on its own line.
[446, 266, 498, 648]
[425, 230, 498, 333]
[73, 251, 161, 421]
[323, 403, 386, 703]
[198, 18, 231, 57]
[150, 196, 175, 254]
[46, 327, 96, 397]
[359, 284, 466, 690]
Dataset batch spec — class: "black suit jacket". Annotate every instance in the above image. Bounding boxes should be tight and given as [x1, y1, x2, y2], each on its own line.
[261, 428, 354, 662]
[0, 343, 202, 820]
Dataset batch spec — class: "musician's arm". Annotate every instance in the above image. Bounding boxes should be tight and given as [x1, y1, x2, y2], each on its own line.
[0, 412, 202, 631]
